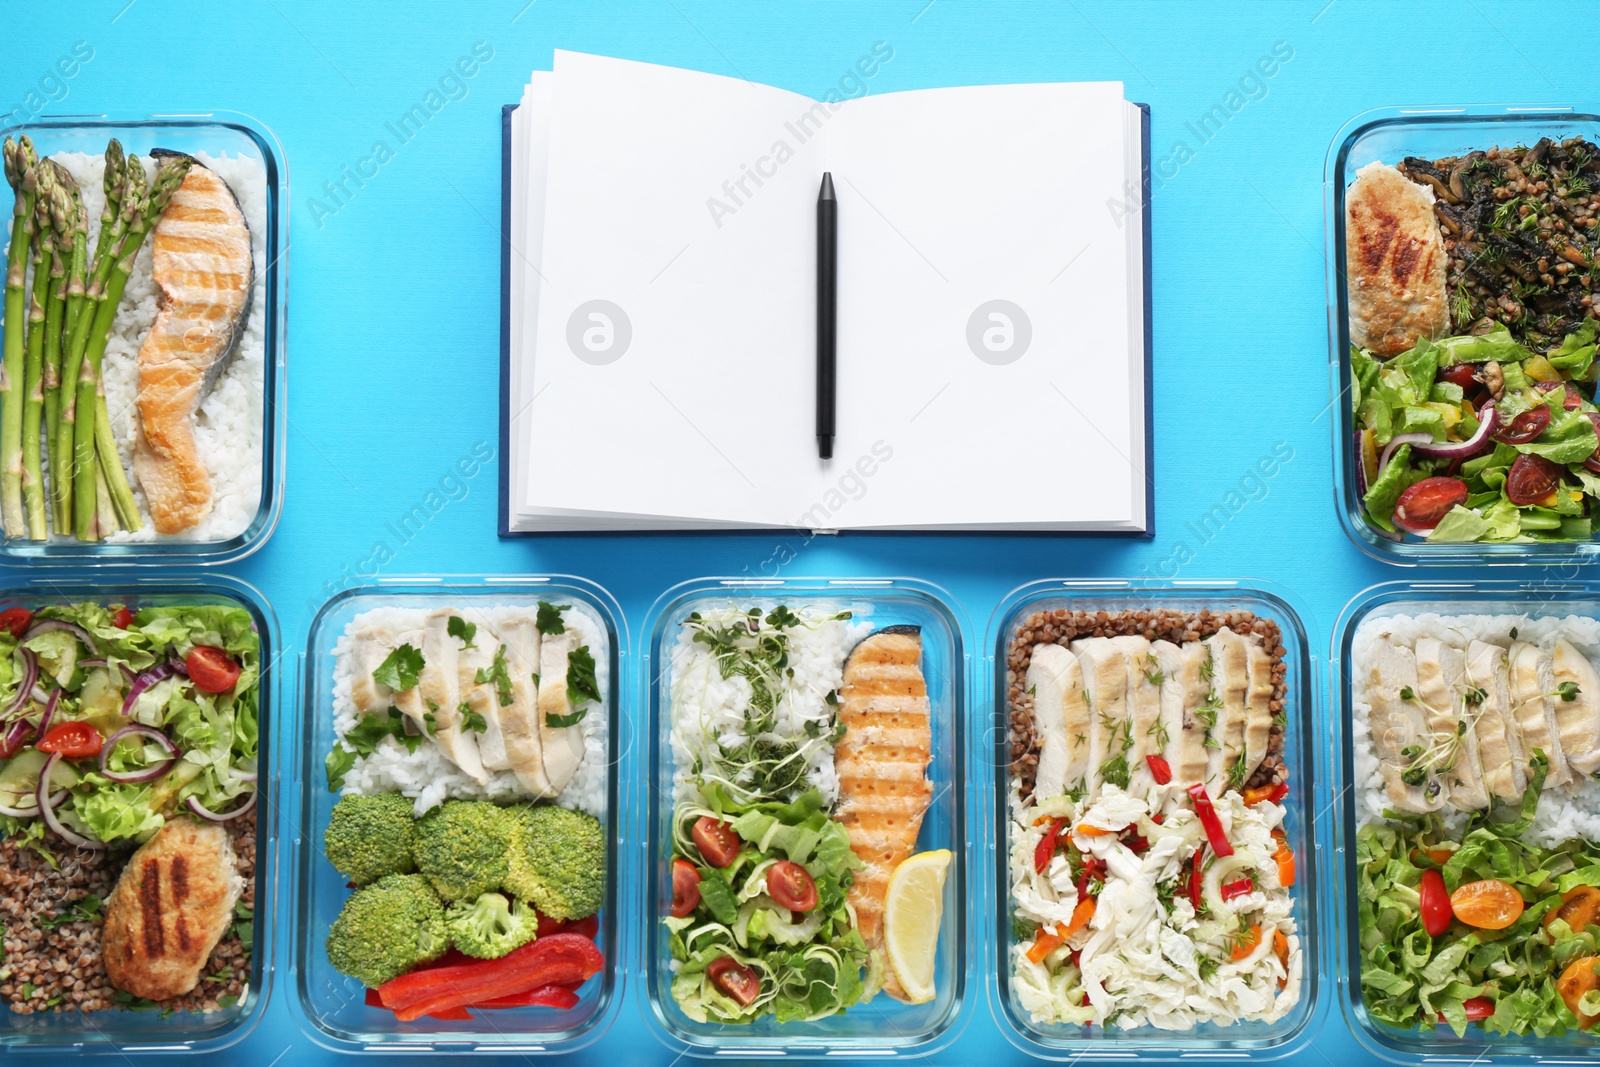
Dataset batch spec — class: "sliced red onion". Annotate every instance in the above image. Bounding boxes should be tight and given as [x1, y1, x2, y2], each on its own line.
[2, 718, 30, 754]
[120, 662, 182, 716]
[37, 754, 102, 850]
[99, 724, 178, 783]
[1354, 432, 1372, 496]
[79, 658, 108, 670]
[1379, 433, 1435, 477]
[185, 790, 256, 822]
[29, 685, 47, 705]
[232, 766, 258, 782]
[119, 664, 134, 685]
[21, 620, 97, 656]
[1412, 403, 1497, 460]
[4, 649, 37, 721]
[0, 789, 66, 819]
[35, 688, 59, 739]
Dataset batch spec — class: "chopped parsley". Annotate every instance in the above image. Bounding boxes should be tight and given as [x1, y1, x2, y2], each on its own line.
[326, 706, 423, 790]
[372, 643, 425, 691]
[459, 702, 487, 733]
[38, 894, 102, 930]
[447, 615, 477, 648]
[476, 644, 514, 706]
[1399, 686, 1415, 701]
[536, 601, 570, 635]
[1558, 680, 1582, 702]
[548, 646, 603, 727]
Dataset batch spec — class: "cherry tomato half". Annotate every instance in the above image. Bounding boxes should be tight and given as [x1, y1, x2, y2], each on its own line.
[186, 646, 242, 694]
[1438, 364, 1478, 390]
[1495, 404, 1552, 445]
[1450, 878, 1525, 930]
[1419, 868, 1453, 937]
[1536, 380, 1584, 411]
[691, 816, 741, 868]
[1393, 477, 1469, 535]
[706, 955, 761, 1007]
[0, 607, 33, 640]
[1547, 885, 1600, 934]
[1505, 453, 1564, 507]
[112, 606, 133, 629]
[671, 857, 702, 918]
[35, 722, 102, 760]
[1560, 956, 1600, 1028]
[1462, 996, 1496, 1021]
[766, 860, 819, 912]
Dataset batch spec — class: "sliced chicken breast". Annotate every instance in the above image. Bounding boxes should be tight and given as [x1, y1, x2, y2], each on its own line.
[1110, 636, 1163, 799]
[1202, 628, 1249, 796]
[385, 627, 433, 737]
[1242, 642, 1276, 787]
[1363, 641, 1443, 813]
[458, 618, 510, 772]
[1507, 641, 1571, 787]
[498, 614, 554, 797]
[1070, 637, 1129, 798]
[1465, 640, 1525, 801]
[1025, 643, 1080, 801]
[420, 610, 487, 785]
[537, 628, 587, 793]
[1154, 640, 1210, 792]
[1551, 640, 1600, 777]
[1414, 637, 1490, 811]
[350, 626, 398, 716]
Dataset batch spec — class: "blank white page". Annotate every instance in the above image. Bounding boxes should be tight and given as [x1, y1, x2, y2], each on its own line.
[812, 81, 1140, 529]
[526, 51, 822, 525]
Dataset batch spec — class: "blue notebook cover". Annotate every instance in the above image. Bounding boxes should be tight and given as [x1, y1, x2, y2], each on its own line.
[498, 101, 1155, 539]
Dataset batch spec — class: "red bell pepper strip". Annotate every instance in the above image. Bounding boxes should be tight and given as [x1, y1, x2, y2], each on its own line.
[380, 933, 604, 1020]
[473, 984, 583, 1010]
[1188, 783, 1234, 857]
[1188, 846, 1205, 910]
[364, 988, 472, 1021]
[1034, 817, 1066, 874]
[1220, 877, 1254, 902]
[1144, 754, 1172, 785]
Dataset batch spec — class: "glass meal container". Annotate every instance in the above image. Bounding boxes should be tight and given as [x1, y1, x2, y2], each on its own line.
[985, 579, 1323, 1061]
[0, 111, 287, 566]
[1326, 105, 1600, 566]
[639, 577, 971, 1058]
[288, 576, 627, 1055]
[1333, 579, 1600, 1063]
[0, 573, 278, 1053]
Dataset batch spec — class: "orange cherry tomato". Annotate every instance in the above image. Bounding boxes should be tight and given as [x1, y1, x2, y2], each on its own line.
[1546, 885, 1600, 934]
[1449, 878, 1525, 930]
[1558, 955, 1600, 1029]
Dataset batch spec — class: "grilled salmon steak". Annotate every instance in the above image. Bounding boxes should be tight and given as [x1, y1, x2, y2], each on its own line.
[133, 155, 254, 534]
[102, 818, 245, 1001]
[834, 625, 933, 1001]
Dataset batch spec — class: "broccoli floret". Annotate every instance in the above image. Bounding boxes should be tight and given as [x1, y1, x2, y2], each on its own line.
[413, 800, 513, 902]
[504, 804, 605, 921]
[325, 873, 447, 987]
[324, 792, 416, 886]
[446, 891, 538, 959]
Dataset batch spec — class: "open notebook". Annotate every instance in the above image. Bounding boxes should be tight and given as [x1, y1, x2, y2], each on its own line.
[500, 52, 1152, 534]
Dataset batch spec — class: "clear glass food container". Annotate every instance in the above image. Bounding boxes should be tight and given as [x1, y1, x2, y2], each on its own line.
[639, 577, 972, 1058]
[0, 573, 278, 1053]
[1326, 105, 1600, 565]
[985, 579, 1323, 1061]
[286, 575, 627, 1054]
[1332, 578, 1600, 1063]
[0, 111, 287, 566]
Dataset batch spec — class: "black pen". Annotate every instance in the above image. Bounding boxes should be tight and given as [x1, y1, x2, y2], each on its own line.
[816, 171, 836, 460]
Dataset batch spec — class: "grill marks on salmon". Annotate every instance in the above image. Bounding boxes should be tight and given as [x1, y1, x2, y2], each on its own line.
[133, 158, 254, 534]
[833, 626, 933, 991]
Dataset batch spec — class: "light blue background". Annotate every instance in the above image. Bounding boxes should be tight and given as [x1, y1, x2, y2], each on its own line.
[6, 1, 1589, 1062]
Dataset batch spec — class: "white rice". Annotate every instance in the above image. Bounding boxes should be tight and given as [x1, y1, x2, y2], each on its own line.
[667, 603, 871, 808]
[44, 150, 266, 542]
[1351, 610, 1600, 847]
[332, 602, 610, 818]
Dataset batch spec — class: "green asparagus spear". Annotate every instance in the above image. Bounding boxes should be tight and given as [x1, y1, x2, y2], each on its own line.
[2, 136, 39, 539]
[44, 164, 79, 531]
[55, 187, 88, 529]
[73, 154, 191, 539]
[21, 165, 55, 540]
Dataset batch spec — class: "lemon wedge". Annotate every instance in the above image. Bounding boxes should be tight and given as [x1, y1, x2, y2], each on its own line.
[884, 849, 952, 1004]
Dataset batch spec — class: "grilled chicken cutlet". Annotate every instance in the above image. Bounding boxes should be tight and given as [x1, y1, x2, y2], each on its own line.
[103, 819, 244, 1001]
[1345, 161, 1449, 357]
[134, 156, 254, 534]
[834, 625, 933, 1002]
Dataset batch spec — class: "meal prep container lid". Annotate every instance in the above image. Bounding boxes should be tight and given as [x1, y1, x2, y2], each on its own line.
[983, 578, 1326, 1061]
[0, 111, 287, 567]
[285, 575, 628, 1054]
[0, 572, 279, 1053]
[637, 576, 973, 1058]
[1332, 578, 1600, 1063]
[1326, 104, 1600, 566]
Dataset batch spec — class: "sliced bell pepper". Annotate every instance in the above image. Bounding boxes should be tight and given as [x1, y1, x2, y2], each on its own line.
[1188, 783, 1234, 857]
[364, 988, 472, 1021]
[1144, 753, 1172, 785]
[473, 984, 583, 1010]
[380, 933, 604, 1021]
[1026, 923, 1065, 963]
[1242, 781, 1290, 806]
[1272, 831, 1296, 888]
[1230, 923, 1262, 960]
[1034, 817, 1066, 873]
[1074, 823, 1120, 837]
[1188, 847, 1205, 910]
[1220, 877, 1254, 902]
[1061, 896, 1096, 940]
